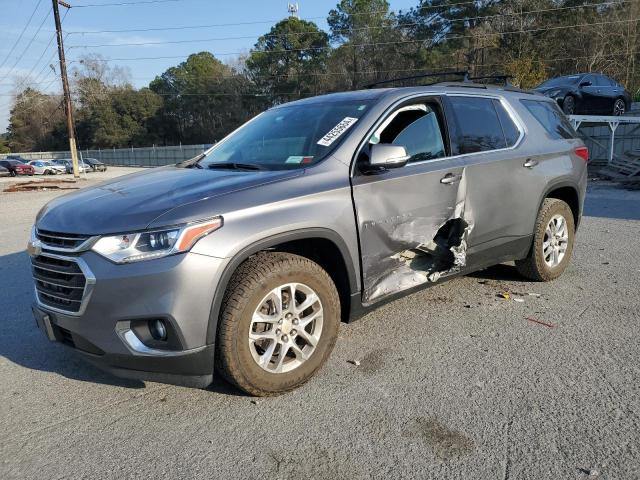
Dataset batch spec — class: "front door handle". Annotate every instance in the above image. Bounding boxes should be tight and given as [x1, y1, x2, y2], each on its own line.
[523, 158, 539, 168]
[440, 173, 462, 185]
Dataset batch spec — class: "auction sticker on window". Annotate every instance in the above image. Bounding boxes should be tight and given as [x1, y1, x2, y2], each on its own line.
[317, 117, 358, 147]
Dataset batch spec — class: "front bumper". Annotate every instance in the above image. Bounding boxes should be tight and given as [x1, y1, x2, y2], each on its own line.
[32, 250, 228, 387]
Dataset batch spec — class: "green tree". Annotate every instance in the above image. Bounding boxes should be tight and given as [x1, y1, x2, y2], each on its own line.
[7, 88, 66, 152]
[327, 0, 413, 89]
[245, 17, 330, 103]
[150, 52, 261, 144]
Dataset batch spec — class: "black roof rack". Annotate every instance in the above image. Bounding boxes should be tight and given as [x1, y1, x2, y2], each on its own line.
[468, 74, 512, 87]
[364, 70, 469, 89]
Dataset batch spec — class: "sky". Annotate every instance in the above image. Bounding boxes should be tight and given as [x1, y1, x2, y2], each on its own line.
[0, 0, 417, 134]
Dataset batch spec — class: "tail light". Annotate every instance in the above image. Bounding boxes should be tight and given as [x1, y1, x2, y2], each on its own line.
[574, 146, 589, 163]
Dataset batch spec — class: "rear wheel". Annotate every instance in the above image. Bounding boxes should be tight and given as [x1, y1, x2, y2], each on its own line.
[516, 198, 575, 281]
[10, 170, 16, 177]
[562, 95, 575, 115]
[216, 252, 340, 396]
[613, 98, 626, 116]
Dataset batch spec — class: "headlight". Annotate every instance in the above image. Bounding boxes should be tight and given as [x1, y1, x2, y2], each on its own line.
[546, 89, 562, 98]
[91, 217, 223, 263]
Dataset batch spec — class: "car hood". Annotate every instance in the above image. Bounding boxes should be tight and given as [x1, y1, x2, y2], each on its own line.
[36, 166, 303, 234]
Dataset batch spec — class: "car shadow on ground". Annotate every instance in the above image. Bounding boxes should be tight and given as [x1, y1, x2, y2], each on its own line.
[0, 250, 241, 394]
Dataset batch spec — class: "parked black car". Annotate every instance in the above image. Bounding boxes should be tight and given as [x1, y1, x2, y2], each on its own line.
[535, 73, 632, 116]
[83, 157, 107, 172]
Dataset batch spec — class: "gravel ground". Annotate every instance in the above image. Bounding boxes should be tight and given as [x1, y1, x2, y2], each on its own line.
[0, 170, 639, 479]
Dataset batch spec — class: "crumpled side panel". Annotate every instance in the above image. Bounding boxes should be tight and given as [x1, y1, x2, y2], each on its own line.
[362, 170, 474, 303]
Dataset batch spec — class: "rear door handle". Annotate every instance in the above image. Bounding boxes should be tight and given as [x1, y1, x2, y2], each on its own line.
[523, 158, 539, 168]
[440, 173, 462, 185]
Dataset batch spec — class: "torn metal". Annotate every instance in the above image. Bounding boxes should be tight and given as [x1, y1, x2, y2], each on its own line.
[361, 170, 474, 303]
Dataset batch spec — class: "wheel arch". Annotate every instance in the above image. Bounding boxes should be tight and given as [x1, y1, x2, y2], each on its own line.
[541, 182, 581, 229]
[205, 228, 359, 345]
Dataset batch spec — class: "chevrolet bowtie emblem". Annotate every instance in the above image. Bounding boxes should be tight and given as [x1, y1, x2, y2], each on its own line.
[27, 239, 42, 258]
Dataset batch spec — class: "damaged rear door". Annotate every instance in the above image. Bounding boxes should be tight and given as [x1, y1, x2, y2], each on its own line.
[351, 96, 471, 304]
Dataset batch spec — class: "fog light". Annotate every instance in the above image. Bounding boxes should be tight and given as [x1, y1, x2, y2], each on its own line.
[149, 319, 167, 341]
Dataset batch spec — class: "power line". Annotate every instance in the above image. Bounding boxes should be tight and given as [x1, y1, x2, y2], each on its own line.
[73, 0, 185, 7]
[0, 0, 45, 74]
[64, 0, 504, 35]
[11, 10, 70, 92]
[3, 51, 636, 99]
[0, 6, 53, 84]
[65, 17, 640, 61]
[66, 0, 630, 46]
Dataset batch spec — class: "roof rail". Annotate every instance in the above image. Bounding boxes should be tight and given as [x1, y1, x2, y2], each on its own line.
[468, 74, 512, 86]
[364, 70, 469, 89]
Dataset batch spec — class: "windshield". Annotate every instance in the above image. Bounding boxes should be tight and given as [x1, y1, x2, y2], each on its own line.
[198, 100, 372, 170]
[538, 75, 581, 89]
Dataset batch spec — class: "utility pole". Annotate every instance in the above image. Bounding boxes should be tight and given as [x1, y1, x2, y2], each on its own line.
[52, 0, 80, 179]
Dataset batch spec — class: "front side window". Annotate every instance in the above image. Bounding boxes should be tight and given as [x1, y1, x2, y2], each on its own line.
[521, 99, 577, 140]
[370, 103, 446, 163]
[448, 96, 508, 154]
[198, 100, 372, 170]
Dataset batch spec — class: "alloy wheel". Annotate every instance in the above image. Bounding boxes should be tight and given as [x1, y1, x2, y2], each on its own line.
[613, 99, 625, 116]
[543, 214, 569, 267]
[249, 282, 323, 374]
[563, 96, 575, 115]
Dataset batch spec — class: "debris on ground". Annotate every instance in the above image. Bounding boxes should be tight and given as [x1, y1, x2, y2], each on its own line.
[514, 298, 524, 303]
[250, 399, 260, 405]
[527, 293, 542, 297]
[347, 359, 361, 366]
[525, 317, 556, 328]
[3, 179, 79, 193]
[577, 467, 599, 476]
[497, 292, 511, 300]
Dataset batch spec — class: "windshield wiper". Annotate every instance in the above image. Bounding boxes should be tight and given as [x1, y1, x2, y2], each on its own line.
[207, 162, 266, 171]
[178, 153, 205, 168]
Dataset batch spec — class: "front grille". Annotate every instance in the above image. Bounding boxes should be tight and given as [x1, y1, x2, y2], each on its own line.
[36, 229, 91, 250]
[31, 254, 87, 313]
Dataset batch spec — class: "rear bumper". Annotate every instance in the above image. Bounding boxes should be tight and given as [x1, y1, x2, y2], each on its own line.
[31, 251, 228, 388]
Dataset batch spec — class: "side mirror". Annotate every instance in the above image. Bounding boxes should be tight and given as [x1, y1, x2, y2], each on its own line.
[579, 81, 592, 87]
[368, 144, 410, 170]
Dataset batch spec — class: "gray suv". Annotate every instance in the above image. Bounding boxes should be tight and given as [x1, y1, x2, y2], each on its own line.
[29, 84, 588, 396]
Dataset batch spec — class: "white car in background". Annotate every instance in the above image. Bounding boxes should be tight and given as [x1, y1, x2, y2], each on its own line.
[43, 160, 66, 175]
[53, 158, 90, 174]
[28, 161, 57, 175]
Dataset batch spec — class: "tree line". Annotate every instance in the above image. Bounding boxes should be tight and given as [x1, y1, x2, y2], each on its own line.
[4, 0, 640, 152]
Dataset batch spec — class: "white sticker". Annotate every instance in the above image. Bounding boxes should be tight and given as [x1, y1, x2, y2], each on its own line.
[285, 156, 304, 164]
[317, 117, 358, 147]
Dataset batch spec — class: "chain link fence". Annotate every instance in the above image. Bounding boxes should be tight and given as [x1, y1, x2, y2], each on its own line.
[0, 144, 213, 167]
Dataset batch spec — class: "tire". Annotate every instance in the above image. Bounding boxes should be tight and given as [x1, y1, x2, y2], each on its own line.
[216, 252, 340, 396]
[10, 170, 16, 177]
[613, 98, 626, 116]
[562, 95, 575, 115]
[516, 198, 575, 282]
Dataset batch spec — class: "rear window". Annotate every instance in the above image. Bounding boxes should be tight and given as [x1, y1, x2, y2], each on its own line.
[521, 99, 577, 140]
[448, 96, 511, 154]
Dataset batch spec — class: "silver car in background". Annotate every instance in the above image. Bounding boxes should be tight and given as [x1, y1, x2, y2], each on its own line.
[29, 84, 588, 396]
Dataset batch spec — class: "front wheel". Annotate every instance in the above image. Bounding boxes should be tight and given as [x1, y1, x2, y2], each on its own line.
[516, 198, 575, 281]
[216, 252, 340, 396]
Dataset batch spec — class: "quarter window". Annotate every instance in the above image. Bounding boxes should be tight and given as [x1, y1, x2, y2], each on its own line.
[448, 96, 509, 153]
[521, 99, 577, 140]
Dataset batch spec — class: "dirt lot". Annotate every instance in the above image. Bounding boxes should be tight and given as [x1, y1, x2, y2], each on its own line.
[0, 168, 639, 479]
